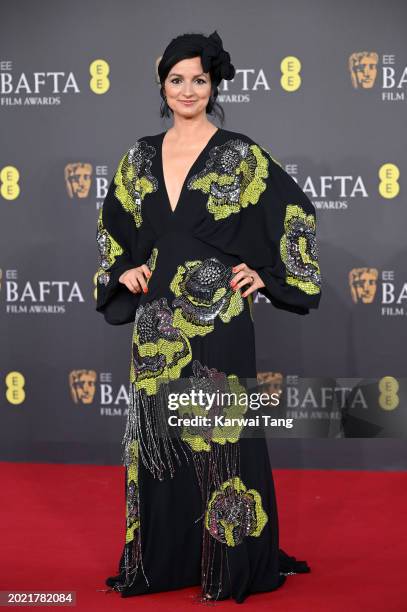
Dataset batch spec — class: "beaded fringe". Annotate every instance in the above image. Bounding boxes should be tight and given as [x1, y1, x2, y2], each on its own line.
[113, 379, 193, 593]
[192, 438, 241, 601]
[121, 379, 190, 481]
[108, 374, 267, 604]
[121, 476, 149, 591]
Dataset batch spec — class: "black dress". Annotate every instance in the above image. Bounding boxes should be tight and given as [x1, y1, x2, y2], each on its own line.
[95, 126, 322, 604]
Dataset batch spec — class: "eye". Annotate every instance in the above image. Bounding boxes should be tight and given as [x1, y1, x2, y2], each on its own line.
[169, 77, 207, 84]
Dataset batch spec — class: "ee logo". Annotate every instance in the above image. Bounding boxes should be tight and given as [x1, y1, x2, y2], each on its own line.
[90, 59, 110, 94]
[0, 166, 20, 200]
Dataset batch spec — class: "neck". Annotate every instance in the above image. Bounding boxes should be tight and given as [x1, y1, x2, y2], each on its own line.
[168, 115, 217, 141]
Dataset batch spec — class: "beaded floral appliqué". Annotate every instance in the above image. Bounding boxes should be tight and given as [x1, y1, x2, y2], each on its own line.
[280, 204, 321, 295]
[186, 139, 269, 221]
[130, 297, 192, 396]
[96, 205, 124, 286]
[177, 360, 248, 452]
[145, 247, 158, 288]
[205, 476, 268, 546]
[170, 257, 244, 336]
[114, 140, 158, 228]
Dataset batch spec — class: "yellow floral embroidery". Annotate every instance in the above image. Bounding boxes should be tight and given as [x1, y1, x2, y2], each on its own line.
[170, 258, 244, 337]
[280, 204, 321, 295]
[96, 205, 124, 286]
[177, 368, 249, 451]
[205, 476, 268, 546]
[125, 440, 140, 544]
[114, 141, 158, 228]
[130, 298, 192, 396]
[187, 140, 269, 221]
[146, 247, 158, 272]
[145, 247, 158, 286]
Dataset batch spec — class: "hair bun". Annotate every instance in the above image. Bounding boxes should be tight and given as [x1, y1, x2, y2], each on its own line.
[201, 30, 235, 83]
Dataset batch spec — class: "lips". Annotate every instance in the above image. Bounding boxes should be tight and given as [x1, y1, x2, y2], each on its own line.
[180, 100, 196, 105]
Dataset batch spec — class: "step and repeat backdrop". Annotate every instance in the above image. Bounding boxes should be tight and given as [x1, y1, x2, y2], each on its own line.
[1, 0, 406, 468]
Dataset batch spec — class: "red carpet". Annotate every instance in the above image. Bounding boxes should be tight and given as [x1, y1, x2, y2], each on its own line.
[1, 463, 406, 611]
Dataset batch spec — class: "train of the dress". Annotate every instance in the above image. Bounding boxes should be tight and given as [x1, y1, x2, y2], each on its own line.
[103, 547, 310, 601]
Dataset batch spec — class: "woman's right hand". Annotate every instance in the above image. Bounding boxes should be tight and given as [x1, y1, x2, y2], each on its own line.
[119, 264, 151, 294]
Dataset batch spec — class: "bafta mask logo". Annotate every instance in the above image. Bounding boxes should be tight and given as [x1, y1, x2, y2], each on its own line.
[349, 268, 378, 304]
[257, 372, 283, 397]
[69, 369, 97, 404]
[349, 52, 379, 89]
[65, 163, 93, 198]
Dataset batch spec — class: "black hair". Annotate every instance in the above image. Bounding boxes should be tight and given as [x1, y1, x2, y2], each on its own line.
[157, 31, 235, 126]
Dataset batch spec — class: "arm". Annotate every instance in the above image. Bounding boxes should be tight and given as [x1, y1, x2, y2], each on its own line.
[95, 164, 144, 325]
[236, 146, 322, 315]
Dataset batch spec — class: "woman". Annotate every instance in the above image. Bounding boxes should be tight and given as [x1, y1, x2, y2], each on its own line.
[96, 30, 322, 604]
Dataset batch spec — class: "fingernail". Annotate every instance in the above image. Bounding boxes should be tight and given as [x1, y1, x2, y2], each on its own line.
[143, 287, 148, 293]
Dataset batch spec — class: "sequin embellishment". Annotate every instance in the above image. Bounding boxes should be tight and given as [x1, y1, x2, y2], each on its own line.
[146, 247, 158, 274]
[177, 360, 248, 452]
[205, 476, 268, 546]
[114, 140, 158, 228]
[96, 205, 124, 286]
[170, 257, 244, 337]
[125, 440, 140, 544]
[186, 139, 269, 221]
[280, 204, 321, 295]
[130, 297, 192, 396]
[145, 247, 158, 288]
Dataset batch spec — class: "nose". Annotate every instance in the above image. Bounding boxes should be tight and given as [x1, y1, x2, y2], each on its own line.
[181, 82, 194, 95]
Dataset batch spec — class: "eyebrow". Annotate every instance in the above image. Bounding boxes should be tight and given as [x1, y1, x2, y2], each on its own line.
[168, 72, 207, 78]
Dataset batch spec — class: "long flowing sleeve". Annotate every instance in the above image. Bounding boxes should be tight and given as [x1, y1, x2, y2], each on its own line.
[95, 149, 149, 325]
[230, 144, 322, 315]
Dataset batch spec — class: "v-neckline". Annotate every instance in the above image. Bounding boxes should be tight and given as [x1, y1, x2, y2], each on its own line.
[159, 127, 221, 215]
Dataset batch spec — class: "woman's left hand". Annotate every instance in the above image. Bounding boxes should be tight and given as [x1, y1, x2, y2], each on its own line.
[230, 263, 265, 298]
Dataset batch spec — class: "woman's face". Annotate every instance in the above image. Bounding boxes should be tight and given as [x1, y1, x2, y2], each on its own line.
[163, 56, 212, 119]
